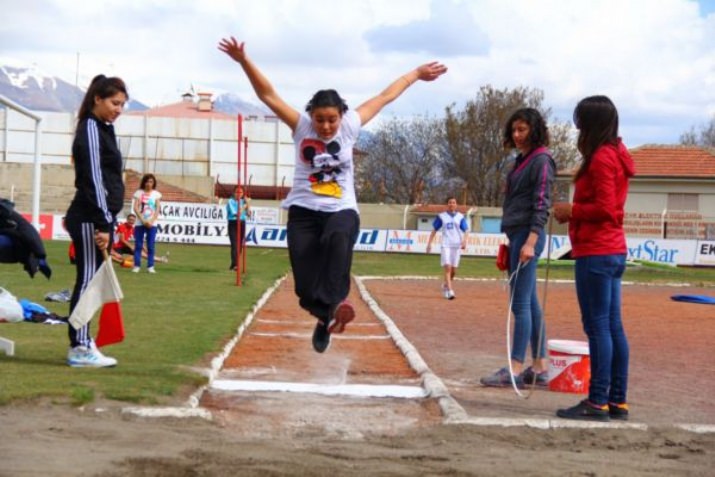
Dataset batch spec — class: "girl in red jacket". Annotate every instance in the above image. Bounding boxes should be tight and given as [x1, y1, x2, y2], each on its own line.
[553, 96, 636, 421]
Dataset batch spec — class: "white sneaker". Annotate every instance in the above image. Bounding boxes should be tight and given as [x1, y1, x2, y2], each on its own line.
[67, 345, 117, 368]
[448, 289, 456, 300]
[132, 266, 140, 273]
[147, 266, 156, 273]
[442, 283, 449, 299]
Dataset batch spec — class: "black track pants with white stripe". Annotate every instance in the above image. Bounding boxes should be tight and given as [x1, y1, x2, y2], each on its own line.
[65, 218, 104, 348]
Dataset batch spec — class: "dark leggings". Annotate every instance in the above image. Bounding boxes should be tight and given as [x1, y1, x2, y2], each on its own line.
[228, 219, 246, 269]
[287, 206, 360, 321]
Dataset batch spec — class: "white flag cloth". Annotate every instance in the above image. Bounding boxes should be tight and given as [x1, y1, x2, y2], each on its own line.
[68, 260, 123, 330]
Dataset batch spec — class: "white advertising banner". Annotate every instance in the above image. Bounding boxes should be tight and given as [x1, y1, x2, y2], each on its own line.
[152, 201, 279, 244]
[625, 238, 697, 266]
[44, 204, 712, 267]
[385, 230, 509, 257]
[693, 240, 715, 266]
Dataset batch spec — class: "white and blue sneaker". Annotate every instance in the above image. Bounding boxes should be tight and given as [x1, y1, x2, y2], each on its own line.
[67, 344, 117, 368]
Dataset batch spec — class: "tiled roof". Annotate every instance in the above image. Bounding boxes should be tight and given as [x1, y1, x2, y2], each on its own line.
[557, 145, 715, 179]
[628, 145, 715, 178]
[126, 100, 234, 120]
[124, 170, 211, 203]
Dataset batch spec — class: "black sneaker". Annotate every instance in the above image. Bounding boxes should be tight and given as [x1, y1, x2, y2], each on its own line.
[519, 366, 549, 387]
[479, 367, 523, 388]
[609, 402, 629, 421]
[312, 319, 331, 353]
[556, 399, 610, 421]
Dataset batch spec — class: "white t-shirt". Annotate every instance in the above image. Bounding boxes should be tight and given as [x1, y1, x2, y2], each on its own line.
[132, 189, 162, 221]
[281, 110, 361, 213]
[433, 211, 468, 248]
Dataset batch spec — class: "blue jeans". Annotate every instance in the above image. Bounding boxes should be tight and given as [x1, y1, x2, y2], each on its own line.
[575, 254, 629, 406]
[507, 228, 547, 363]
[134, 224, 158, 268]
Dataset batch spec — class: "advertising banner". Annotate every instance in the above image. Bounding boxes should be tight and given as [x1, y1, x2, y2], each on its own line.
[694, 240, 715, 266]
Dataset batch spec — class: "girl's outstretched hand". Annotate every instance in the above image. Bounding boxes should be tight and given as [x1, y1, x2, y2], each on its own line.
[218, 36, 246, 63]
[416, 62, 448, 82]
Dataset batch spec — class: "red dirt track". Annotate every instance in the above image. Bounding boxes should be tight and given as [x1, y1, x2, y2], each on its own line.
[202, 275, 715, 432]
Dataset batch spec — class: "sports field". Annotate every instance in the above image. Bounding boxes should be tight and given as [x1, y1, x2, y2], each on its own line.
[1, 242, 714, 475]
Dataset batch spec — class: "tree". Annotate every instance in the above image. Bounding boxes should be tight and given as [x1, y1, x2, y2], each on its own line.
[443, 85, 578, 207]
[356, 116, 446, 204]
[680, 114, 715, 148]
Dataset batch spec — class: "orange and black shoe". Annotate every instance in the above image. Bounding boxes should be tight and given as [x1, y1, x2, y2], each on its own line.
[608, 402, 629, 421]
[327, 300, 355, 334]
[556, 400, 610, 421]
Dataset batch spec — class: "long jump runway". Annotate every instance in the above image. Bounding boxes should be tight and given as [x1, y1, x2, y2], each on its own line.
[199, 275, 715, 436]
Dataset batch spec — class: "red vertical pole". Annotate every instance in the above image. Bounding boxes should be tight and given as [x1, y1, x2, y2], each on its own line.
[236, 114, 243, 286]
[242, 136, 249, 274]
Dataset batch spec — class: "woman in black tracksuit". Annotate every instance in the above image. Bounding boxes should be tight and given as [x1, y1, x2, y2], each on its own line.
[64, 75, 127, 368]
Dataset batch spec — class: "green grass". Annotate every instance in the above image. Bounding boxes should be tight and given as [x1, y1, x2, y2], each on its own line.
[1, 241, 713, 406]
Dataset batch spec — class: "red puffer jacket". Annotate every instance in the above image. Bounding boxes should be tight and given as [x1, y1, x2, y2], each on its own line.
[569, 140, 636, 258]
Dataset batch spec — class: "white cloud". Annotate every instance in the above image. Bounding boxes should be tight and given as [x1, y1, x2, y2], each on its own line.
[1, 0, 714, 145]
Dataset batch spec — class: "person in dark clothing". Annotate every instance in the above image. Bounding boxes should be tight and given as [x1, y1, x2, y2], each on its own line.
[64, 74, 127, 368]
[227, 186, 250, 271]
[480, 108, 555, 389]
[0, 198, 52, 278]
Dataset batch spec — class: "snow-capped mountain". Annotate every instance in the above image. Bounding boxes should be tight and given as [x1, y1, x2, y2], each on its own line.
[212, 92, 272, 117]
[0, 59, 269, 117]
[0, 60, 147, 112]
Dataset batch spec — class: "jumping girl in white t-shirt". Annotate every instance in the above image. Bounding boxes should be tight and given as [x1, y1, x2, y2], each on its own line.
[219, 35, 447, 353]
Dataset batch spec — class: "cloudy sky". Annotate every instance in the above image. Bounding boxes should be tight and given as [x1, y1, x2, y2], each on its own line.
[2, 0, 715, 146]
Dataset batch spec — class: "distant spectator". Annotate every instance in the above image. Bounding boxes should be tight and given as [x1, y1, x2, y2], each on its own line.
[227, 186, 250, 271]
[131, 173, 162, 273]
[425, 196, 469, 300]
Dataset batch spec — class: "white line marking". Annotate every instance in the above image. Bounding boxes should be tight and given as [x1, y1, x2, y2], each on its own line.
[676, 424, 715, 434]
[354, 276, 469, 420]
[183, 275, 288, 408]
[122, 407, 213, 420]
[256, 319, 381, 327]
[248, 331, 390, 340]
[211, 379, 428, 398]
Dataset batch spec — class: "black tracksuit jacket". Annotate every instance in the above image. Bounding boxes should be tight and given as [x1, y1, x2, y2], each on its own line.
[66, 114, 124, 233]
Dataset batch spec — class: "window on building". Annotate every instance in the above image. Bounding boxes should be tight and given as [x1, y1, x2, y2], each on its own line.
[667, 193, 699, 211]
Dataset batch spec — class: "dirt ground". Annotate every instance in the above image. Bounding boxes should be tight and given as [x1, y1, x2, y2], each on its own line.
[1, 276, 714, 476]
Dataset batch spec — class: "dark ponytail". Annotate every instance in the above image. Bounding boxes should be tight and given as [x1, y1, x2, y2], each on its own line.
[76, 74, 128, 128]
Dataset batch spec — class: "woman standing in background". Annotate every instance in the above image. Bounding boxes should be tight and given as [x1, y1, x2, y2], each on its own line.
[132, 173, 162, 273]
[554, 95, 635, 421]
[480, 108, 555, 389]
[227, 185, 250, 271]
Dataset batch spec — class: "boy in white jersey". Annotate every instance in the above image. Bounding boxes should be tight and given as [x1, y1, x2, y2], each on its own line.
[426, 197, 469, 299]
[219, 35, 447, 352]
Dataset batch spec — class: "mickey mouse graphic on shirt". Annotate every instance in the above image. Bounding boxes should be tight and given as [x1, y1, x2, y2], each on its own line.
[300, 138, 343, 198]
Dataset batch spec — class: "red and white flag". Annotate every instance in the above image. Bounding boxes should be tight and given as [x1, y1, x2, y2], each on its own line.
[68, 259, 123, 331]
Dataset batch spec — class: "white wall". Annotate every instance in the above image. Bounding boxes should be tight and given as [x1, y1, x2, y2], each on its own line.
[0, 108, 295, 187]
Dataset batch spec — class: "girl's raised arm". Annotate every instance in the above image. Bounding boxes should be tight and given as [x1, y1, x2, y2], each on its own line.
[355, 61, 447, 126]
[218, 36, 300, 131]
